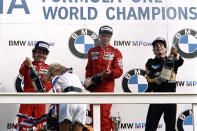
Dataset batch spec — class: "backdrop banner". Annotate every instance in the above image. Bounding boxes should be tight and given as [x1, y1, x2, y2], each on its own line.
[0, 0, 196, 130]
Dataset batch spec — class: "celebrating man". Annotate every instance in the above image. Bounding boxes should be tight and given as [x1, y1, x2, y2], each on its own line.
[16, 41, 52, 131]
[85, 25, 123, 131]
[145, 37, 184, 131]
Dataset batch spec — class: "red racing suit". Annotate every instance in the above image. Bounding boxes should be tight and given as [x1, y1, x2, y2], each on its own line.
[85, 45, 123, 131]
[18, 60, 52, 130]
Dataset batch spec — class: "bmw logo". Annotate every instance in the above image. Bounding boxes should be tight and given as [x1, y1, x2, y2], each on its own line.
[177, 109, 193, 131]
[173, 29, 197, 58]
[122, 69, 148, 93]
[69, 29, 99, 59]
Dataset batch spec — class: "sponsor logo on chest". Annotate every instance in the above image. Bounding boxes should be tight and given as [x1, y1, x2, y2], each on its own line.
[91, 52, 99, 60]
[103, 51, 114, 60]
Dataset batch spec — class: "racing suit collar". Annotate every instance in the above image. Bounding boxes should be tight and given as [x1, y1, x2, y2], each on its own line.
[154, 56, 167, 64]
[99, 44, 111, 50]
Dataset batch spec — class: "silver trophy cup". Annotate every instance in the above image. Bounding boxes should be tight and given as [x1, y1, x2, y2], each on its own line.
[112, 115, 121, 131]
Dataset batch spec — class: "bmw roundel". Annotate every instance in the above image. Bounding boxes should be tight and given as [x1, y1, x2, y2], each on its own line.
[173, 29, 197, 58]
[122, 69, 148, 93]
[69, 29, 99, 59]
[177, 109, 193, 131]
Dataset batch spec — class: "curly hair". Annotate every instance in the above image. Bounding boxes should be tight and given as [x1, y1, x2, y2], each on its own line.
[45, 63, 66, 81]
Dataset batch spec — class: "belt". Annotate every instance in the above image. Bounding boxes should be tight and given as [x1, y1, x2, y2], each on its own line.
[63, 86, 82, 93]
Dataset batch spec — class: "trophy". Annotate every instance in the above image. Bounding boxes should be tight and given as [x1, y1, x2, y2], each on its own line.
[112, 113, 121, 131]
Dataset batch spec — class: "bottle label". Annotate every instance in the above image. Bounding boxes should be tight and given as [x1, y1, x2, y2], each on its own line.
[160, 67, 173, 80]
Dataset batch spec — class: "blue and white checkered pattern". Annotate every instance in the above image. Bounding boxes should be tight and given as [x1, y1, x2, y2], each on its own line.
[74, 35, 94, 53]
[184, 116, 193, 125]
[179, 35, 197, 53]
[128, 75, 148, 93]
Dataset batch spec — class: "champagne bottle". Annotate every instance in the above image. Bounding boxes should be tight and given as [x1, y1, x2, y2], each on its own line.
[84, 60, 111, 90]
[84, 74, 102, 91]
[160, 55, 174, 81]
[29, 66, 45, 92]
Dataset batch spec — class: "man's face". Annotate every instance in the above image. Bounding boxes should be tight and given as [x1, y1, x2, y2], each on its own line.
[99, 33, 112, 47]
[153, 42, 167, 56]
[34, 49, 47, 62]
